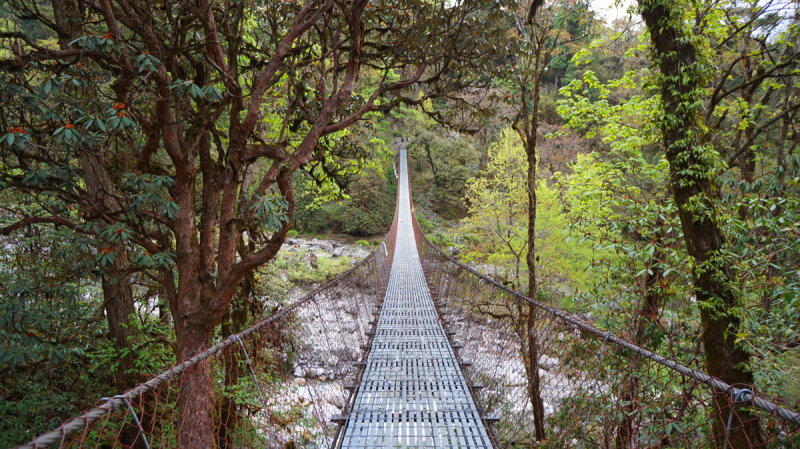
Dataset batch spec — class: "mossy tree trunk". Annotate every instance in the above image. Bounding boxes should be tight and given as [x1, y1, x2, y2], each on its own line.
[637, 0, 764, 446]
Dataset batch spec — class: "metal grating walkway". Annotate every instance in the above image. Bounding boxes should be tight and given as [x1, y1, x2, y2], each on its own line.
[338, 149, 492, 448]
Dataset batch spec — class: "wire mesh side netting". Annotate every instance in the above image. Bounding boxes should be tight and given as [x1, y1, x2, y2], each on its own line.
[17, 230, 396, 449]
[410, 211, 800, 449]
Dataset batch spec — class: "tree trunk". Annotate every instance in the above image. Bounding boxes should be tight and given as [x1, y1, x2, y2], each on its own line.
[424, 142, 441, 188]
[525, 77, 546, 442]
[637, 1, 763, 446]
[526, 304, 546, 441]
[102, 255, 138, 392]
[79, 150, 139, 393]
[79, 149, 144, 448]
[49, 0, 81, 48]
[176, 324, 215, 449]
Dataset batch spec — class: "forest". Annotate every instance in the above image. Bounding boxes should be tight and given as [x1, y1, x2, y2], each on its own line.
[0, 0, 798, 445]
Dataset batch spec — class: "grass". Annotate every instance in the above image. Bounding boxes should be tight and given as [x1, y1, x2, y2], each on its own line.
[281, 252, 353, 284]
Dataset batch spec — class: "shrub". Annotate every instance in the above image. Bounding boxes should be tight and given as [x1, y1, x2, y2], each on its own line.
[293, 166, 394, 237]
[416, 216, 435, 234]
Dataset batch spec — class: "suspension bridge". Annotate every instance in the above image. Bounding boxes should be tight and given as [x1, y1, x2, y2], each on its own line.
[15, 146, 800, 449]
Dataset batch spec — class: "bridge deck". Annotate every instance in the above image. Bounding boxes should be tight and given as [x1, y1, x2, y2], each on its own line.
[339, 150, 492, 448]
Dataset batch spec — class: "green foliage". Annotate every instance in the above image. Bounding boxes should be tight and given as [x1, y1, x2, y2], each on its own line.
[416, 216, 435, 234]
[428, 231, 456, 250]
[558, 69, 660, 153]
[281, 253, 353, 284]
[249, 195, 290, 233]
[294, 162, 396, 237]
[463, 128, 595, 294]
[463, 128, 529, 287]
[554, 18, 800, 420]
[1, 0, 799, 441]
[402, 104, 481, 218]
[0, 212, 174, 446]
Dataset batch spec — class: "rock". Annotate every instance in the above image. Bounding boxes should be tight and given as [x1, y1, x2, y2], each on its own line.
[447, 246, 460, 256]
[538, 355, 559, 371]
[319, 374, 328, 382]
[293, 365, 306, 377]
[311, 239, 334, 253]
[306, 252, 318, 269]
[286, 246, 297, 252]
[313, 367, 326, 378]
[349, 258, 358, 266]
[557, 332, 565, 341]
[324, 386, 346, 409]
[293, 377, 307, 386]
[344, 322, 357, 333]
[332, 247, 345, 258]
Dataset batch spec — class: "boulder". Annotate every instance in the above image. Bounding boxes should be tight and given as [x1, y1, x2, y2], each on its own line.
[332, 247, 345, 258]
[311, 239, 334, 253]
[324, 386, 346, 409]
[538, 355, 559, 371]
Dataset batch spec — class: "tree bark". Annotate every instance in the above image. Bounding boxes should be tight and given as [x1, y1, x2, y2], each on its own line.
[49, 0, 81, 48]
[176, 326, 215, 449]
[79, 150, 139, 393]
[525, 75, 546, 442]
[79, 149, 144, 448]
[637, 1, 763, 446]
[423, 141, 441, 188]
[52, 0, 137, 395]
